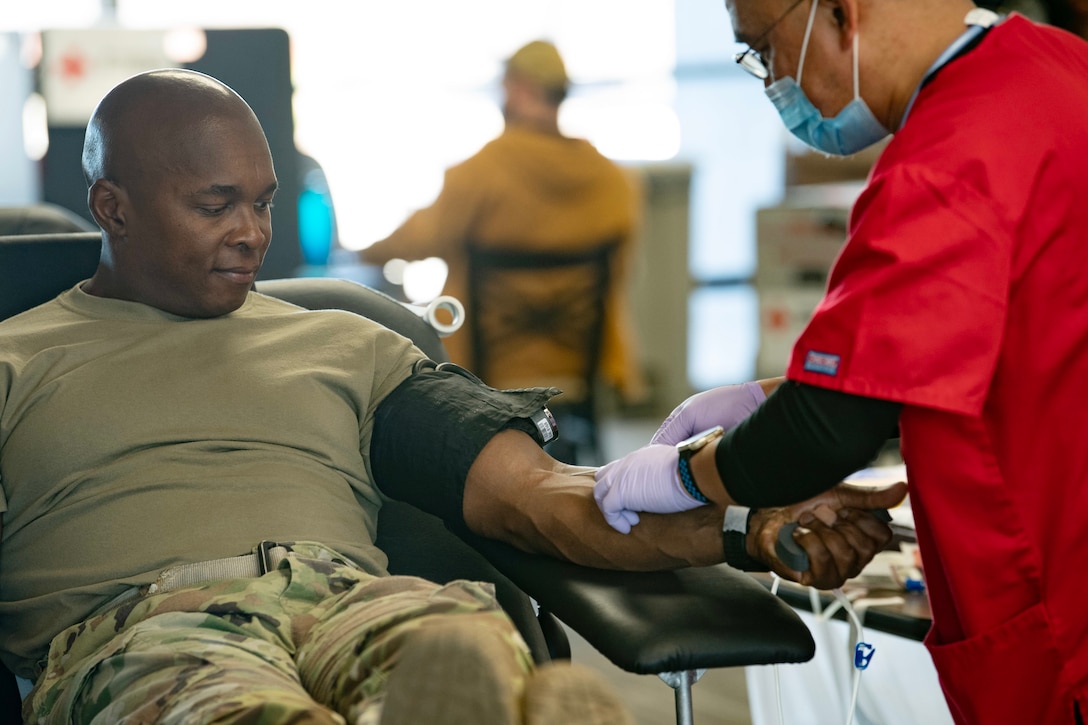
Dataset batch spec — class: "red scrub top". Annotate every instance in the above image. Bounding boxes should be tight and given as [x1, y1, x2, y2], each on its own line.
[787, 15, 1088, 725]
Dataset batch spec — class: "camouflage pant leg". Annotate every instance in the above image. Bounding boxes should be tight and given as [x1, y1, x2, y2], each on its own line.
[27, 546, 344, 725]
[26, 542, 531, 725]
[285, 567, 534, 724]
[34, 610, 344, 725]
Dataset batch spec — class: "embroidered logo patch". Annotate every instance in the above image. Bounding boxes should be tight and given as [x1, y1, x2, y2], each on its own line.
[803, 350, 841, 376]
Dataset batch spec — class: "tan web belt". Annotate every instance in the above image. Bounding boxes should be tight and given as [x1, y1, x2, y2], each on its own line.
[93, 541, 289, 616]
[149, 541, 289, 593]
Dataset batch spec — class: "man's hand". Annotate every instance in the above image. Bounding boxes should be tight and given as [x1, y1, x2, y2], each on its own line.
[593, 444, 705, 534]
[747, 481, 908, 590]
[650, 378, 782, 446]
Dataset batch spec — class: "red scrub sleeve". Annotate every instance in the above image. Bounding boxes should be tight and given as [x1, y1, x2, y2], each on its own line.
[787, 164, 1010, 417]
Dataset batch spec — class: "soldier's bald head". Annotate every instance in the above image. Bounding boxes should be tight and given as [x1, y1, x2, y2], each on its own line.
[82, 69, 266, 192]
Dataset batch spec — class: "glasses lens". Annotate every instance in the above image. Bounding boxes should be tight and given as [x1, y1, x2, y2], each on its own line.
[734, 49, 769, 80]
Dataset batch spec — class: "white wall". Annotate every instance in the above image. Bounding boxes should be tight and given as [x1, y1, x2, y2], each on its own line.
[0, 33, 37, 205]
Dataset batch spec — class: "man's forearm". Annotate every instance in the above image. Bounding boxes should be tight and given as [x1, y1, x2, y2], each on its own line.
[464, 430, 724, 570]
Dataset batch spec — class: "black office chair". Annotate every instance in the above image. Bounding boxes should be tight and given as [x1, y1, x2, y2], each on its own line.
[0, 231, 816, 725]
[466, 240, 616, 466]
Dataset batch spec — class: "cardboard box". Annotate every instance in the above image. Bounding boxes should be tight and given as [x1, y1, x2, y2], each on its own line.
[755, 205, 849, 288]
[784, 138, 889, 186]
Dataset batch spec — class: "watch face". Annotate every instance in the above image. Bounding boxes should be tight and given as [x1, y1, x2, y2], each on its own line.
[679, 425, 724, 453]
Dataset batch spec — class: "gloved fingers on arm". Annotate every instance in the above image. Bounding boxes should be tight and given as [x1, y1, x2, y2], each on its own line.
[592, 444, 705, 533]
[650, 380, 768, 446]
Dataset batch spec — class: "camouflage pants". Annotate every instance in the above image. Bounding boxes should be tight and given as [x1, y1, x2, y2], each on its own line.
[26, 542, 532, 724]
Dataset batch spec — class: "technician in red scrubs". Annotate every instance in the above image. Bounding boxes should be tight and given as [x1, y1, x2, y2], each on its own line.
[593, 1, 1088, 722]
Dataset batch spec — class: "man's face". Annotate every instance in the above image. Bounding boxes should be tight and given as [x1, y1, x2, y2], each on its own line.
[113, 114, 278, 318]
[728, 0, 853, 116]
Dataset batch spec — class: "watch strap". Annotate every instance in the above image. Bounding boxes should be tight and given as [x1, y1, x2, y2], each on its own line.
[723, 505, 750, 533]
[722, 508, 769, 571]
[677, 452, 710, 504]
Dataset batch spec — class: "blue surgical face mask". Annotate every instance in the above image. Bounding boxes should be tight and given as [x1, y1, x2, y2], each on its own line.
[765, 0, 889, 156]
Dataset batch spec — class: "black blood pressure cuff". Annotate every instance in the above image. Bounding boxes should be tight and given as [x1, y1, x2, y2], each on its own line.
[371, 360, 561, 534]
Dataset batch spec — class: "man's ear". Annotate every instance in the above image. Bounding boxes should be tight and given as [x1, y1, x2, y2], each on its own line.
[829, 0, 860, 50]
[87, 179, 126, 236]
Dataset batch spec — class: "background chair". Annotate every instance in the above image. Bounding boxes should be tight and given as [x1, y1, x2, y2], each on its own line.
[0, 203, 96, 237]
[0, 231, 816, 725]
[466, 240, 616, 466]
[0, 230, 102, 320]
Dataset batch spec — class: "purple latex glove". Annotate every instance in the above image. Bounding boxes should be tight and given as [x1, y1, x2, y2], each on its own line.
[650, 381, 767, 446]
[593, 444, 706, 534]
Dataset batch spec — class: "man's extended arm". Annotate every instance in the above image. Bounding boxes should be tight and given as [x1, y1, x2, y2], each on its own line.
[370, 367, 903, 588]
[463, 429, 906, 589]
[463, 429, 726, 570]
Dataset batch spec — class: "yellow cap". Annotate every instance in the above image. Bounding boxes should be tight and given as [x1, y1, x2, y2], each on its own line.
[505, 40, 569, 90]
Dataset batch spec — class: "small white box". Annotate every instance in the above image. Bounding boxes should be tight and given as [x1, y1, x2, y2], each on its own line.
[756, 287, 826, 378]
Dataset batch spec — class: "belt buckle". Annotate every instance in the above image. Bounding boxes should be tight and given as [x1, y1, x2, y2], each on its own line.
[256, 540, 280, 575]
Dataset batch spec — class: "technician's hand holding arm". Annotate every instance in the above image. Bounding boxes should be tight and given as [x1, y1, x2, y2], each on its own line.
[595, 379, 907, 586]
[592, 441, 904, 587]
[593, 375, 785, 532]
[650, 377, 785, 446]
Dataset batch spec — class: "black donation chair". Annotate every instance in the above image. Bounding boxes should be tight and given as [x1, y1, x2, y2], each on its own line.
[0, 231, 816, 725]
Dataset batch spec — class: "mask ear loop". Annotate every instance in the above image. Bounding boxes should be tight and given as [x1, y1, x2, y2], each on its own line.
[796, 0, 821, 88]
[852, 32, 861, 101]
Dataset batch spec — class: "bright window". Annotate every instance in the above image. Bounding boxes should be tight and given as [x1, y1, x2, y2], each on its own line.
[116, 0, 678, 250]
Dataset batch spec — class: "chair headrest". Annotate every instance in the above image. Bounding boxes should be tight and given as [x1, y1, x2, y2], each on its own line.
[0, 231, 102, 321]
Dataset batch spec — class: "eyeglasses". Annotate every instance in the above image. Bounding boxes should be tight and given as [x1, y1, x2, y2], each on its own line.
[733, 0, 808, 80]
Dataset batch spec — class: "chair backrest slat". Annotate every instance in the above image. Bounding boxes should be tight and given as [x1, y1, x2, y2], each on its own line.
[465, 239, 617, 386]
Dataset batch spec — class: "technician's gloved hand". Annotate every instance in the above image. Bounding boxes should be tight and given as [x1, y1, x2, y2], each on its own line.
[650, 380, 773, 446]
[593, 444, 704, 534]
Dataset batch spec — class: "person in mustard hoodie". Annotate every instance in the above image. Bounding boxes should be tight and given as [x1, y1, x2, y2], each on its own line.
[360, 40, 645, 463]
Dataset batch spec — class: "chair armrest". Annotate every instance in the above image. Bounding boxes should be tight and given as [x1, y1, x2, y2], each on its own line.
[463, 535, 816, 675]
[1, 661, 21, 722]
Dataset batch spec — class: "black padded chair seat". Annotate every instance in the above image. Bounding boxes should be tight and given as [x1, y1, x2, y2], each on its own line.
[467, 535, 815, 675]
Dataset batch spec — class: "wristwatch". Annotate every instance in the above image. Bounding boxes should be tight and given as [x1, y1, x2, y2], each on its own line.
[722, 505, 768, 571]
[675, 425, 724, 503]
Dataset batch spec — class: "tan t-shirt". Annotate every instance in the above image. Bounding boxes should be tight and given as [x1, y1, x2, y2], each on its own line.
[0, 285, 424, 678]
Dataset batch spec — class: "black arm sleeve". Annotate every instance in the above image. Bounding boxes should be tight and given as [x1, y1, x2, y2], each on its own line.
[370, 361, 560, 534]
[715, 381, 901, 508]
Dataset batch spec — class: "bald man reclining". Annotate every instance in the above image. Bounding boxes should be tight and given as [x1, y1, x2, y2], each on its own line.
[0, 68, 904, 724]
